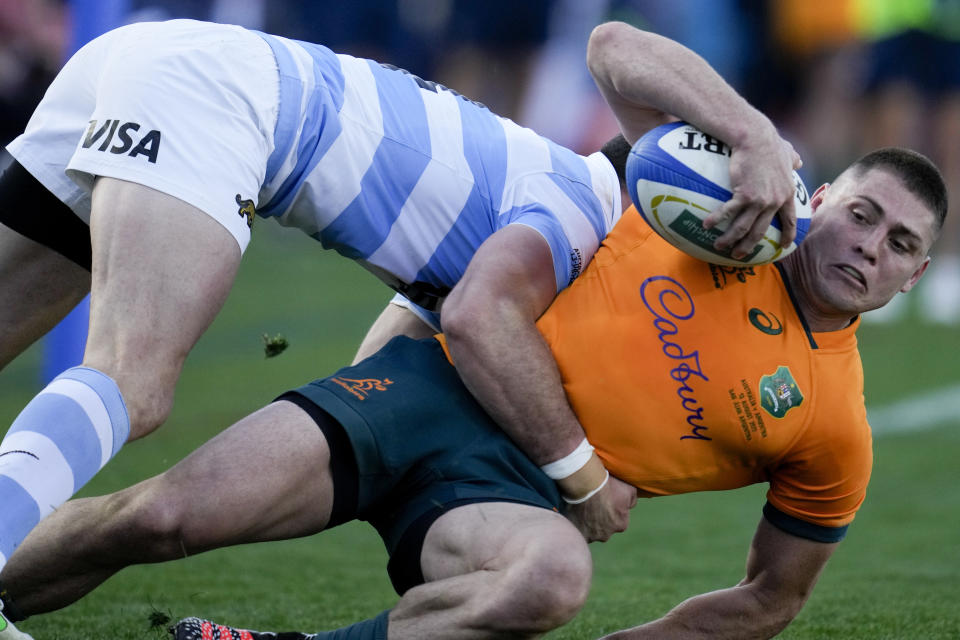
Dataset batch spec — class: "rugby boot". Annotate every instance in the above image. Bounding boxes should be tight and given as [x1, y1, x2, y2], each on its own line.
[171, 617, 312, 640]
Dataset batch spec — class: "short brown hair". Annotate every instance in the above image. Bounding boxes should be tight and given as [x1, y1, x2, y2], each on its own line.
[845, 148, 947, 230]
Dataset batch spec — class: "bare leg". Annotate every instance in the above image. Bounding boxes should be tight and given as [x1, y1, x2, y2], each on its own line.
[0, 224, 90, 369]
[388, 502, 593, 639]
[4, 399, 593, 639]
[82, 177, 242, 436]
[0, 178, 243, 569]
[169, 505, 592, 640]
[0, 400, 334, 616]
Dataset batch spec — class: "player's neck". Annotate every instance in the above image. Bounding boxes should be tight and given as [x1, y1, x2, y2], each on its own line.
[779, 253, 857, 333]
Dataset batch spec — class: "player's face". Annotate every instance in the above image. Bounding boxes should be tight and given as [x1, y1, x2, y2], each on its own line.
[797, 167, 937, 320]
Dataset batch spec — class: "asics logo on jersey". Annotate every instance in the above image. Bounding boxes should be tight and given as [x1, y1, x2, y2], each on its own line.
[639, 275, 712, 441]
[748, 308, 783, 335]
[82, 119, 162, 164]
[235, 194, 255, 228]
[332, 376, 393, 401]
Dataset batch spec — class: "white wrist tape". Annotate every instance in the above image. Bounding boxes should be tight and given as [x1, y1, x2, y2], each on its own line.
[563, 470, 610, 505]
[540, 437, 595, 480]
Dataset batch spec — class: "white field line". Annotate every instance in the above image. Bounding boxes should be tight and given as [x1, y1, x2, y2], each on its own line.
[867, 384, 960, 435]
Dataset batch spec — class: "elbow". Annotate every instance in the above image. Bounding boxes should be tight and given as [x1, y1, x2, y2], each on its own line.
[588, 21, 631, 51]
[587, 21, 646, 73]
[746, 584, 807, 637]
[440, 295, 489, 348]
[442, 288, 531, 358]
[586, 22, 664, 118]
[766, 604, 803, 637]
[586, 21, 622, 76]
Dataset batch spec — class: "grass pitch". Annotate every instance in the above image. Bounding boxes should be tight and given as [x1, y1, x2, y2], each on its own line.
[1, 222, 958, 639]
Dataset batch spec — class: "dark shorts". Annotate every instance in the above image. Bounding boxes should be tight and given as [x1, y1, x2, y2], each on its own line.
[280, 336, 562, 595]
[0, 160, 91, 270]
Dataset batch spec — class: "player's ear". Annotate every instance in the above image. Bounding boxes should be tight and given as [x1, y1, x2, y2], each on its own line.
[809, 183, 829, 213]
[900, 256, 931, 293]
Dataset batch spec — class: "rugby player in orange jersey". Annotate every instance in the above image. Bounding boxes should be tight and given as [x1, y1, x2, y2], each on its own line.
[0, 23, 946, 640]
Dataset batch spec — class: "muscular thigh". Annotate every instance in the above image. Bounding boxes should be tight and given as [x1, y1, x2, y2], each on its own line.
[420, 502, 582, 582]
[147, 400, 336, 550]
[0, 161, 92, 367]
[83, 178, 241, 382]
[0, 224, 90, 369]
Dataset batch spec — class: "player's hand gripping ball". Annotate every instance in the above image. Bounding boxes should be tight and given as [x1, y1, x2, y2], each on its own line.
[626, 121, 812, 266]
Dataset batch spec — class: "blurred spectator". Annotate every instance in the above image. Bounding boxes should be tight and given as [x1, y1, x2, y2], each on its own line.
[767, 0, 864, 187]
[261, 1, 409, 64]
[519, 0, 757, 154]
[260, 1, 554, 123]
[855, 0, 960, 325]
[767, 0, 960, 325]
[127, 0, 264, 28]
[428, 0, 553, 121]
[0, 0, 67, 152]
[517, 0, 615, 153]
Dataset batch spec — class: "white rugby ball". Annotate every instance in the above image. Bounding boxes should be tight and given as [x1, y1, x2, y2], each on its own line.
[626, 121, 812, 266]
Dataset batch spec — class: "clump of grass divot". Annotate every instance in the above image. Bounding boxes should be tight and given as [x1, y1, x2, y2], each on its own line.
[262, 333, 289, 358]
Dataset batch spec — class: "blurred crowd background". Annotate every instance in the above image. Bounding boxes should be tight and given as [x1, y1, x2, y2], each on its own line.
[2, 0, 958, 325]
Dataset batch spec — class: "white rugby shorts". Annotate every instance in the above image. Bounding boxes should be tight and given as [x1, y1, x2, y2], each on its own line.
[7, 19, 280, 253]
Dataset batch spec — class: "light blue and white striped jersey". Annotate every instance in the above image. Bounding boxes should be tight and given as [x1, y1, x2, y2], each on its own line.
[254, 32, 622, 313]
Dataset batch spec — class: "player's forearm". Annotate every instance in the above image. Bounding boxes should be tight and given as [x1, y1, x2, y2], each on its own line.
[600, 585, 799, 640]
[586, 21, 774, 147]
[442, 294, 579, 459]
[442, 298, 606, 498]
[442, 224, 609, 499]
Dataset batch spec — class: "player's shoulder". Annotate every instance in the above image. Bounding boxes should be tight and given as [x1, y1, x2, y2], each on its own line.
[799, 355, 871, 455]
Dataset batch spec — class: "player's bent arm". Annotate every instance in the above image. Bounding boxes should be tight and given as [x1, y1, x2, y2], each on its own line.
[586, 21, 798, 253]
[586, 21, 772, 148]
[352, 301, 437, 364]
[441, 225, 606, 500]
[600, 517, 838, 639]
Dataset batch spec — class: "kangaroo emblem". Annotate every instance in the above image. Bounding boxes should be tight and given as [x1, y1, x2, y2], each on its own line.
[332, 376, 394, 401]
[235, 194, 255, 229]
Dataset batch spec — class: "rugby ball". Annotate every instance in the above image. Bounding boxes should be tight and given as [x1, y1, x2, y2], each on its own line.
[626, 121, 812, 266]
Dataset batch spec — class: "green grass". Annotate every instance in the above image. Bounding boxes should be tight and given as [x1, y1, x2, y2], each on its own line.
[1, 223, 958, 639]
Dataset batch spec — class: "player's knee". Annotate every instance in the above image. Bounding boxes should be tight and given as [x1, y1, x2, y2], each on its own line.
[123, 390, 175, 439]
[98, 481, 193, 562]
[108, 384, 174, 440]
[80, 358, 177, 439]
[496, 531, 592, 633]
[523, 542, 592, 629]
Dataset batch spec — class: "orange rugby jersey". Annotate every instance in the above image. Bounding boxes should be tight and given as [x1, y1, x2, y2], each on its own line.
[535, 207, 872, 540]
